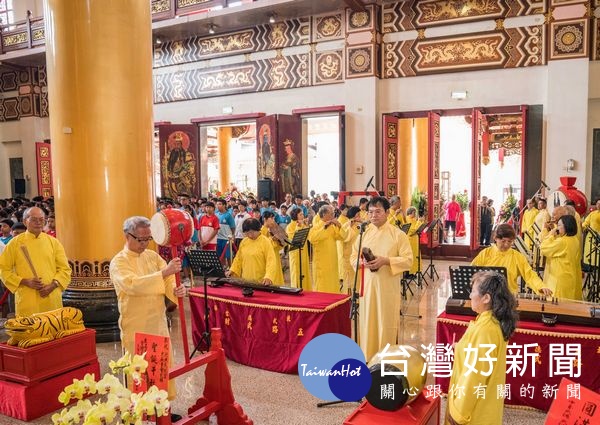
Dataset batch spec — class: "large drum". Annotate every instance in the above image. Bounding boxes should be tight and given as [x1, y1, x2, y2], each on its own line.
[150, 208, 194, 247]
[365, 345, 427, 411]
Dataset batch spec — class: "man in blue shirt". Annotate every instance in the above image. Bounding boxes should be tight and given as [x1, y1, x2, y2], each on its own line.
[215, 199, 236, 265]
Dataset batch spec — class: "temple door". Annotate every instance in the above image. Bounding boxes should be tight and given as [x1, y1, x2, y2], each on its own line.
[428, 112, 441, 248]
[276, 114, 302, 201]
[381, 114, 399, 198]
[35, 142, 53, 197]
[470, 109, 484, 251]
[158, 124, 199, 199]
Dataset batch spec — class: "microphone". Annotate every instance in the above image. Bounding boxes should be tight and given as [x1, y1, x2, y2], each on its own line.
[366, 176, 374, 190]
[360, 221, 370, 231]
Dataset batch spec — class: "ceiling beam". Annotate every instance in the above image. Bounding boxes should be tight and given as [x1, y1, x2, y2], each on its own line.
[343, 0, 366, 12]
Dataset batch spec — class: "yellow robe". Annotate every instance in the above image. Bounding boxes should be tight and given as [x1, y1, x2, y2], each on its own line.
[534, 209, 550, 238]
[471, 245, 544, 294]
[0, 231, 71, 317]
[229, 235, 279, 284]
[336, 215, 350, 280]
[582, 210, 600, 267]
[286, 221, 311, 289]
[109, 247, 177, 398]
[387, 209, 405, 227]
[260, 226, 285, 285]
[521, 207, 538, 250]
[308, 221, 346, 293]
[446, 310, 507, 425]
[359, 210, 368, 222]
[405, 216, 422, 274]
[350, 222, 412, 361]
[340, 221, 359, 292]
[540, 235, 582, 300]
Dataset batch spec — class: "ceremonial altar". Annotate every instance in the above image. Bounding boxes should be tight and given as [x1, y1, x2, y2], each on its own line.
[436, 312, 600, 411]
[190, 286, 351, 373]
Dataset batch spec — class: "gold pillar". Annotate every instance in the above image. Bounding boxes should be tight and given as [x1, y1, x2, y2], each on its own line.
[415, 118, 429, 194]
[218, 127, 231, 192]
[398, 119, 412, 210]
[44, 0, 154, 341]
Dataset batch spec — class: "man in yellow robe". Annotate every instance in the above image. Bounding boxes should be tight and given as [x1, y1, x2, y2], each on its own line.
[520, 198, 538, 251]
[350, 197, 412, 361]
[109, 216, 186, 400]
[387, 195, 405, 227]
[404, 207, 422, 275]
[229, 218, 278, 284]
[336, 205, 350, 282]
[286, 209, 311, 289]
[471, 224, 552, 295]
[308, 204, 347, 293]
[260, 211, 285, 285]
[582, 198, 600, 267]
[533, 198, 550, 238]
[0, 207, 71, 317]
[339, 207, 361, 292]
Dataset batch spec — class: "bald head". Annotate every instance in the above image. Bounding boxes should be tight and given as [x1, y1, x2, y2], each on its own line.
[551, 206, 568, 222]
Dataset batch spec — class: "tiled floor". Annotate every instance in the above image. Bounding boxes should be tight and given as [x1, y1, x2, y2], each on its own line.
[0, 260, 548, 424]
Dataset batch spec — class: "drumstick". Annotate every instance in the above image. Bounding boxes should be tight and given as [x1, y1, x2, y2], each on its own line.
[20, 245, 39, 278]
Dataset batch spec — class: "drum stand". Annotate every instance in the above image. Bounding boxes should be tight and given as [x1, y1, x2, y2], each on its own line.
[583, 228, 600, 303]
[316, 221, 367, 408]
[423, 219, 440, 281]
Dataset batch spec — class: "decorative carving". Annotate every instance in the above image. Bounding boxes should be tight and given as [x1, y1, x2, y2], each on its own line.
[387, 184, 397, 198]
[154, 18, 310, 67]
[151, 0, 171, 13]
[3, 32, 27, 46]
[31, 28, 44, 41]
[594, 18, 600, 60]
[549, 18, 588, 60]
[69, 259, 113, 291]
[19, 94, 32, 116]
[314, 50, 343, 85]
[347, 5, 374, 33]
[178, 0, 210, 7]
[387, 143, 397, 179]
[154, 53, 310, 102]
[3, 97, 19, 120]
[346, 44, 374, 78]
[495, 18, 505, 30]
[313, 13, 344, 42]
[1, 71, 17, 92]
[387, 122, 397, 139]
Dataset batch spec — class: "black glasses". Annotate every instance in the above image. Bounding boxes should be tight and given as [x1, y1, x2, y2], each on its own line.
[128, 233, 153, 243]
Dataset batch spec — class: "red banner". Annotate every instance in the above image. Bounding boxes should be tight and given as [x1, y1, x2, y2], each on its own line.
[35, 142, 52, 197]
[545, 378, 600, 424]
[134, 333, 170, 392]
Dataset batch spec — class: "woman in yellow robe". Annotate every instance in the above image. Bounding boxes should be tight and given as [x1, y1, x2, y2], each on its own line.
[540, 214, 583, 300]
[260, 211, 285, 285]
[404, 207, 422, 275]
[447, 271, 518, 425]
[582, 199, 600, 267]
[229, 218, 278, 284]
[471, 224, 552, 296]
[350, 197, 412, 361]
[286, 209, 311, 289]
[308, 205, 346, 293]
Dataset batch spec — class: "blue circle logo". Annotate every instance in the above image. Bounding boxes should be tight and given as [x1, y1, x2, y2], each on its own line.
[298, 333, 371, 401]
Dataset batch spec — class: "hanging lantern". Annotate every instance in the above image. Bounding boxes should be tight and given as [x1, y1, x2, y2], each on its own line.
[482, 131, 490, 165]
[498, 147, 505, 167]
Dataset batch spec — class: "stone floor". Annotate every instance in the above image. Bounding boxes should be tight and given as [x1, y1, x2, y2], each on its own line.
[0, 260, 548, 424]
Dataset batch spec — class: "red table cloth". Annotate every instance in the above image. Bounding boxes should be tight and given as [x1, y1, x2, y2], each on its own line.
[190, 286, 351, 373]
[436, 312, 600, 411]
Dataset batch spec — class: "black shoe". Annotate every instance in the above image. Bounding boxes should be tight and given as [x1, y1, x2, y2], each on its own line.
[171, 413, 183, 422]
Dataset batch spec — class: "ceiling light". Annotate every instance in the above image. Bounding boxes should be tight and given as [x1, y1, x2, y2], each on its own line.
[154, 37, 163, 45]
[209, 24, 216, 34]
[451, 90, 468, 100]
[269, 14, 276, 24]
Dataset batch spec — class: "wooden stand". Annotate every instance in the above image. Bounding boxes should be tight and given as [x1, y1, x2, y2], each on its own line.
[344, 395, 440, 425]
[156, 328, 252, 425]
[0, 329, 100, 421]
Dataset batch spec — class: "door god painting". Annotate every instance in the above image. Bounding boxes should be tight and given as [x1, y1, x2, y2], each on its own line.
[280, 138, 300, 196]
[162, 130, 196, 198]
[258, 123, 276, 180]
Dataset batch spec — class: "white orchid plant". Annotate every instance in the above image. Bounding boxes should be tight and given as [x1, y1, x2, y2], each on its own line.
[51, 352, 170, 425]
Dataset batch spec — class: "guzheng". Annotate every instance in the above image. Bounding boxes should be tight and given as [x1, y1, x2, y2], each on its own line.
[208, 277, 303, 295]
[445, 295, 600, 327]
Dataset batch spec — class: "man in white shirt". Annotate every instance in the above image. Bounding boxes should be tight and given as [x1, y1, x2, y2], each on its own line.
[234, 201, 251, 248]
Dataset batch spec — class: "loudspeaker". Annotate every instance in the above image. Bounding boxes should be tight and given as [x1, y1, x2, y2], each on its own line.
[14, 178, 25, 195]
[257, 178, 273, 200]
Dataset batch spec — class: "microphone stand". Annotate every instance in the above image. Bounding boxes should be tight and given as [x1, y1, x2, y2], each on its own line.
[316, 221, 367, 408]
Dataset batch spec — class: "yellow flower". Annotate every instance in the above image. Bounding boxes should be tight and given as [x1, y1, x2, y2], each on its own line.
[109, 352, 132, 374]
[69, 399, 92, 423]
[131, 391, 155, 417]
[106, 393, 132, 415]
[142, 386, 170, 417]
[96, 373, 124, 395]
[82, 373, 97, 394]
[83, 402, 116, 425]
[51, 408, 69, 425]
[58, 382, 85, 405]
[123, 353, 149, 384]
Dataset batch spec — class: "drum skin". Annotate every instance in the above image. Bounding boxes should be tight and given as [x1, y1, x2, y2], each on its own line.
[365, 345, 427, 410]
[150, 208, 194, 247]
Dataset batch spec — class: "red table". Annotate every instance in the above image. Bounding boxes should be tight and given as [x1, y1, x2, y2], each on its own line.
[190, 286, 351, 373]
[436, 312, 600, 411]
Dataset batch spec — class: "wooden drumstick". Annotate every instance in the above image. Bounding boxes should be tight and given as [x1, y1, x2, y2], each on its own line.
[20, 245, 39, 278]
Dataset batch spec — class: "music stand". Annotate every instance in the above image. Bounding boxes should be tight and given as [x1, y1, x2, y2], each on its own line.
[407, 221, 429, 288]
[422, 219, 440, 281]
[583, 227, 600, 303]
[187, 249, 225, 356]
[288, 226, 311, 289]
[399, 223, 411, 234]
[448, 265, 508, 300]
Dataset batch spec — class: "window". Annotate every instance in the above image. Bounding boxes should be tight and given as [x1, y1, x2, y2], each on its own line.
[0, 0, 14, 27]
